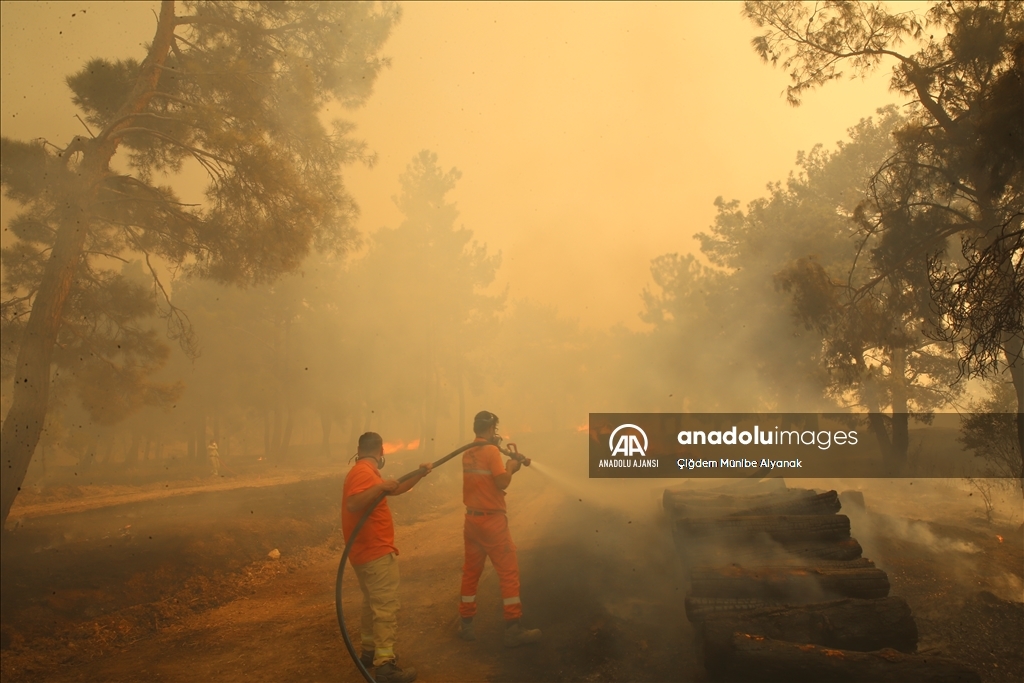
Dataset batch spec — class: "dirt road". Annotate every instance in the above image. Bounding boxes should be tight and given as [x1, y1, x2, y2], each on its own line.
[3, 456, 1020, 682]
[2, 467, 698, 682]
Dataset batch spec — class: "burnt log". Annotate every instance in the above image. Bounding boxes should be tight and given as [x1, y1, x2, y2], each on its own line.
[709, 633, 979, 682]
[721, 558, 873, 570]
[778, 537, 863, 561]
[678, 514, 851, 543]
[745, 561, 872, 573]
[665, 477, 789, 497]
[686, 596, 772, 622]
[702, 597, 918, 659]
[675, 534, 864, 567]
[731, 490, 841, 517]
[689, 565, 890, 600]
[664, 488, 815, 516]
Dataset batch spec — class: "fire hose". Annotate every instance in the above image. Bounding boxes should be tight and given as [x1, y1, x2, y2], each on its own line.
[334, 439, 530, 682]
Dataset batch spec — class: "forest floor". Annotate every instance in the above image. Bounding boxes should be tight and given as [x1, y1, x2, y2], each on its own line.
[1, 448, 1021, 682]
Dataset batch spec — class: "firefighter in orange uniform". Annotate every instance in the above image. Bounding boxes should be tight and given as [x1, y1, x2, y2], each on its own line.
[343, 432, 431, 683]
[457, 411, 542, 647]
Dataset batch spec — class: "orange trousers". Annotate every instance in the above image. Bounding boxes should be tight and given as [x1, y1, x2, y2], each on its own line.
[459, 512, 522, 621]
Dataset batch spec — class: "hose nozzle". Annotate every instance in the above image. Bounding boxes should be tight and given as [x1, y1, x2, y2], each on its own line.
[502, 443, 531, 467]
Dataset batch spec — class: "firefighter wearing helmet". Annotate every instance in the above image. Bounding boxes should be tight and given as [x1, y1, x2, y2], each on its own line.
[457, 411, 542, 647]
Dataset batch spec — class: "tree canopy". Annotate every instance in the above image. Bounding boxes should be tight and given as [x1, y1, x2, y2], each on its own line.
[744, 0, 1023, 465]
[1, 0, 400, 526]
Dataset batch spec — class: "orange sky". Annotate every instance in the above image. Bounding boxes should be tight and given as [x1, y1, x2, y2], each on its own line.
[1, 1, 904, 329]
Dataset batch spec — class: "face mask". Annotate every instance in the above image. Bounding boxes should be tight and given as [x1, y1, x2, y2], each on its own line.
[356, 454, 384, 469]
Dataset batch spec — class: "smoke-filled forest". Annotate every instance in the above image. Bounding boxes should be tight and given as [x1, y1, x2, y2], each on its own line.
[1, 2, 1022, 682]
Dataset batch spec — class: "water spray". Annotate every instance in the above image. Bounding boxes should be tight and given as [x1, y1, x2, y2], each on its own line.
[334, 438, 532, 682]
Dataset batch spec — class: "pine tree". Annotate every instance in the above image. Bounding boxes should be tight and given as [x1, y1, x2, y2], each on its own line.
[744, 0, 1024, 466]
[0, 1, 399, 525]
[353, 151, 504, 453]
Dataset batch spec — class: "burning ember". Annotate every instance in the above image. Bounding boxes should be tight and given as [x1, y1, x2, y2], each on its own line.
[383, 439, 420, 455]
[996, 535, 1003, 543]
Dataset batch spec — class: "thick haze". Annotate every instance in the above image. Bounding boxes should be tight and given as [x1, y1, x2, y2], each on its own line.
[0, 0, 898, 330]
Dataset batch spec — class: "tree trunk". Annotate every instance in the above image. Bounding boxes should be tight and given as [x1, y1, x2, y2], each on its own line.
[279, 407, 294, 459]
[1005, 338, 1024, 490]
[196, 414, 206, 461]
[890, 347, 909, 469]
[702, 597, 918, 660]
[867, 412, 893, 463]
[0, 0, 177, 529]
[103, 435, 115, 464]
[0, 197, 97, 521]
[79, 438, 97, 473]
[861, 366, 895, 464]
[709, 632, 979, 683]
[264, 410, 272, 459]
[458, 363, 466, 444]
[38, 444, 48, 480]
[125, 430, 141, 468]
[423, 366, 438, 460]
[320, 408, 332, 458]
[271, 406, 283, 458]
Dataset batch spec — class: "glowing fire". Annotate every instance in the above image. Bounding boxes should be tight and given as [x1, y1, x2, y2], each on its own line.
[996, 535, 1004, 543]
[383, 439, 421, 455]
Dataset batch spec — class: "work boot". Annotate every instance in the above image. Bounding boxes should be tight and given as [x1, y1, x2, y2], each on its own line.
[374, 659, 417, 683]
[458, 619, 476, 641]
[504, 622, 542, 648]
[359, 650, 374, 668]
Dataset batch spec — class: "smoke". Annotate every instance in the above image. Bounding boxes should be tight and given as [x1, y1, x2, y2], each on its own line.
[509, 460, 697, 682]
[834, 481, 1024, 604]
[857, 512, 980, 555]
[526, 458, 666, 518]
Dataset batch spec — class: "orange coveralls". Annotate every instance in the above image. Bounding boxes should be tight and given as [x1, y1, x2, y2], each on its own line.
[459, 438, 523, 621]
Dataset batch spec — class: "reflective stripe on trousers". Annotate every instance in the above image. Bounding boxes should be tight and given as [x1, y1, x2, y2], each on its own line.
[459, 512, 523, 621]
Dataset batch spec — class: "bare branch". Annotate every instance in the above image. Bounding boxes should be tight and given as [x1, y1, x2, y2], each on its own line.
[84, 250, 130, 264]
[74, 115, 96, 139]
[120, 226, 199, 359]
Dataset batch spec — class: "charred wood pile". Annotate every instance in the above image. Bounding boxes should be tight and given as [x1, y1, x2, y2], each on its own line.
[667, 483, 980, 682]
